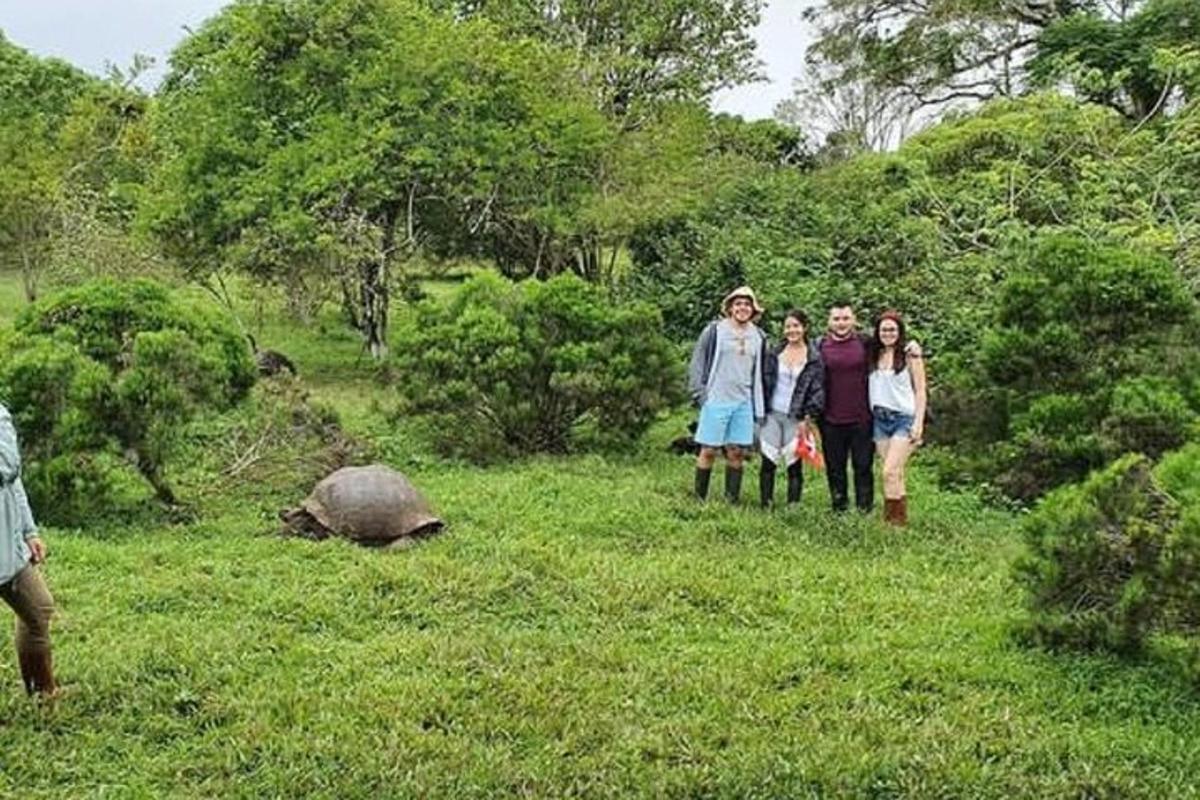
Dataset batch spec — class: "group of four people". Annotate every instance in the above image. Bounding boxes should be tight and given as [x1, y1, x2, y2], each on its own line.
[688, 286, 927, 524]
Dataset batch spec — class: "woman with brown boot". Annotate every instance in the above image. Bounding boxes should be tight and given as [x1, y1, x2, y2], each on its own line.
[0, 403, 59, 697]
[868, 311, 927, 526]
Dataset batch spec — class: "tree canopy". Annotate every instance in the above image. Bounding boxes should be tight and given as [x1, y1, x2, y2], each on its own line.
[146, 0, 613, 356]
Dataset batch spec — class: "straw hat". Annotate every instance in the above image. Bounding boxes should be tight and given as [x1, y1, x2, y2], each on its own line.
[722, 285, 764, 316]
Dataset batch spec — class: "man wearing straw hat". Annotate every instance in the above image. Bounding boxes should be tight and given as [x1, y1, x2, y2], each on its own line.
[687, 286, 769, 503]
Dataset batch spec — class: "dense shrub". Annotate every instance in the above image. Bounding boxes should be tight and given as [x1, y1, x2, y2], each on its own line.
[1016, 455, 1177, 653]
[1149, 443, 1200, 634]
[626, 169, 833, 340]
[0, 278, 256, 520]
[391, 272, 681, 461]
[963, 234, 1198, 500]
[1017, 446, 1200, 655]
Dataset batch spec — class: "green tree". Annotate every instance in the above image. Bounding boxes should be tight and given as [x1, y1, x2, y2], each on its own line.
[146, 0, 610, 357]
[1029, 0, 1200, 121]
[979, 234, 1198, 499]
[802, 0, 1080, 115]
[0, 33, 96, 300]
[433, 0, 765, 125]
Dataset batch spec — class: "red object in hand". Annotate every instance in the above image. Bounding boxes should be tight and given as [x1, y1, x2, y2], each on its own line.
[795, 428, 824, 470]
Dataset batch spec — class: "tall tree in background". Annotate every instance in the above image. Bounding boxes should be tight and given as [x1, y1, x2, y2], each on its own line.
[775, 55, 919, 156]
[146, 0, 610, 357]
[0, 33, 95, 299]
[801, 0, 1082, 112]
[421, 0, 772, 280]
[796, 0, 1197, 150]
[1029, 0, 1200, 120]
[432, 0, 766, 126]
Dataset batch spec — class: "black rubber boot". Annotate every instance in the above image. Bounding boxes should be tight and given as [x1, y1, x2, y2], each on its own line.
[694, 467, 712, 500]
[759, 459, 777, 507]
[786, 462, 803, 504]
[725, 466, 744, 504]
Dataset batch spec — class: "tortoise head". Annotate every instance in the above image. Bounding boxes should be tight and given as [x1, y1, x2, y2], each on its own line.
[278, 507, 333, 541]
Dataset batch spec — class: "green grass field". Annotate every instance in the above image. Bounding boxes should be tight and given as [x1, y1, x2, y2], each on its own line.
[1, 274, 1199, 798]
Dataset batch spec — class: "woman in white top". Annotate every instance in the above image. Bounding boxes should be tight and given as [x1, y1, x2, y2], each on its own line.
[868, 311, 927, 526]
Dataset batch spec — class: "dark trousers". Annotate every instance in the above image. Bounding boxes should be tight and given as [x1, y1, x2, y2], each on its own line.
[820, 420, 874, 512]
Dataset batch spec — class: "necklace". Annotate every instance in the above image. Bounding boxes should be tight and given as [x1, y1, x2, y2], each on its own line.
[782, 343, 806, 368]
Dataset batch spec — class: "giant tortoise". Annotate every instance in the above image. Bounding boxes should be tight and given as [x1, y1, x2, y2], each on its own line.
[280, 464, 443, 547]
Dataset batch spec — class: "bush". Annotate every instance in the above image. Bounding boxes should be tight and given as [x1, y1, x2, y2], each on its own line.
[0, 278, 256, 520]
[1151, 443, 1200, 634]
[391, 272, 681, 461]
[626, 169, 833, 340]
[1015, 454, 1177, 653]
[996, 393, 1106, 499]
[1017, 447, 1200, 654]
[954, 233, 1200, 500]
[1101, 376, 1195, 459]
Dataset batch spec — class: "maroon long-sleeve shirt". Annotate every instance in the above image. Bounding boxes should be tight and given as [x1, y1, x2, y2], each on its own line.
[821, 334, 872, 426]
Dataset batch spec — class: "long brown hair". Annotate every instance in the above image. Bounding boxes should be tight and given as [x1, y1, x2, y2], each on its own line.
[870, 310, 907, 374]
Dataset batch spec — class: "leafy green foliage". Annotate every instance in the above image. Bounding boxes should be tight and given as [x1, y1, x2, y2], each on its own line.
[0, 31, 94, 122]
[1015, 455, 1176, 653]
[147, 0, 612, 356]
[627, 168, 833, 340]
[392, 272, 681, 459]
[432, 0, 766, 123]
[1017, 447, 1200, 655]
[631, 95, 1164, 355]
[976, 234, 1198, 499]
[0, 279, 255, 519]
[801, 0, 1075, 115]
[1030, 0, 1200, 120]
[0, 34, 98, 300]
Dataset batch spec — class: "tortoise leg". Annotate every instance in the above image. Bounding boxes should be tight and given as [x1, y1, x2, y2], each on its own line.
[383, 537, 417, 551]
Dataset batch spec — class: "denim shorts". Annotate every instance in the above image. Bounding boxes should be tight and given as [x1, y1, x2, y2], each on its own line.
[872, 406, 914, 441]
[696, 400, 755, 447]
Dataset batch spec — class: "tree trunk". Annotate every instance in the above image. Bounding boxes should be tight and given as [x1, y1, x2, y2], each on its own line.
[19, 244, 37, 303]
[17, 214, 39, 302]
[358, 258, 389, 359]
[340, 275, 362, 332]
[135, 450, 178, 507]
[575, 238, 602, 282]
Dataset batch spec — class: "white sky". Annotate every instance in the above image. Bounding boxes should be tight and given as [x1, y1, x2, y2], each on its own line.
[0, 0, 811, 120]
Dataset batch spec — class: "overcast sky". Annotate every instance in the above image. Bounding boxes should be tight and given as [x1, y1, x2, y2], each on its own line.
[0, 0, 811, 120]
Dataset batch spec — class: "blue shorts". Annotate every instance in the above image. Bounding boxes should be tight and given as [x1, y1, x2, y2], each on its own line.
[872, 407, 914, 441]
[696, 400, 755, 448]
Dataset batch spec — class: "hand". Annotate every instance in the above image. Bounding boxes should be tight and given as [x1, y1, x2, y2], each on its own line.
[904, 340, 923, 358]
[910, 425, 924, 446]
[27, 537, 47, 565]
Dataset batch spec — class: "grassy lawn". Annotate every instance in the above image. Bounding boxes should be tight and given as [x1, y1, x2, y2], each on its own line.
[0, 273, 1198, 798]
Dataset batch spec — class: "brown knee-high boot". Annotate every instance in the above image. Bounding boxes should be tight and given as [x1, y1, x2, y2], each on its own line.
[883, 498, 902, 526]
[17, 647, 57, 696]
[896, 496, 908, 526]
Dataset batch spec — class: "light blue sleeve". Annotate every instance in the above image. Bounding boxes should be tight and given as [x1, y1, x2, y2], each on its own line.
[0, 410, 22, 486]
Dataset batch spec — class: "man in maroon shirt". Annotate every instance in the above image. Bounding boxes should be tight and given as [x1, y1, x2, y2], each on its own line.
[817, 302, 876, 512]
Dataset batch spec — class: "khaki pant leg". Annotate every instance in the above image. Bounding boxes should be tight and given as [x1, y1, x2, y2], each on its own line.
[0, 566, 55, 660]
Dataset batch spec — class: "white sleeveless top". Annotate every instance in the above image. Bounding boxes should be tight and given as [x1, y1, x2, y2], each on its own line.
[869, 367, 916, 416]
[770, 360, 802, 414]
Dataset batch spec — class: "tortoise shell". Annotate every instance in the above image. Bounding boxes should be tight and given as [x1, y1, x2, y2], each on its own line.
[294, 464, 442, 543]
